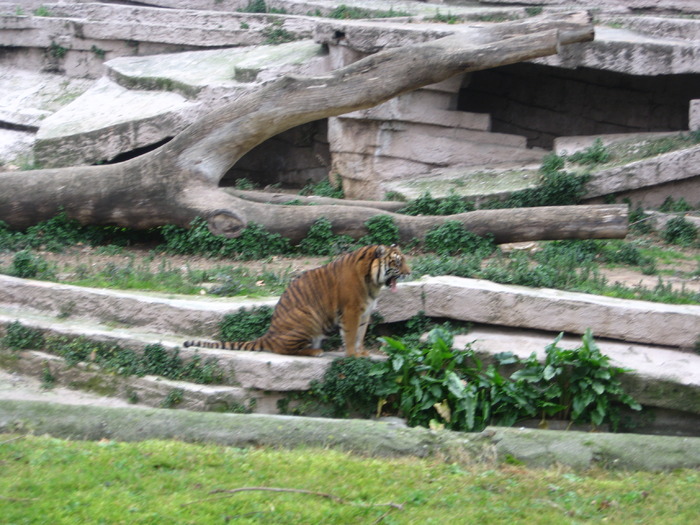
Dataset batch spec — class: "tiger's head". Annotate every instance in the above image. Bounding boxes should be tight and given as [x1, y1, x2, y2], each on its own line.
[370, 244, 410, 292]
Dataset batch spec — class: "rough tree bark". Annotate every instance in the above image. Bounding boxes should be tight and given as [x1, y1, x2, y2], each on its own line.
[0, 12, 627, 243]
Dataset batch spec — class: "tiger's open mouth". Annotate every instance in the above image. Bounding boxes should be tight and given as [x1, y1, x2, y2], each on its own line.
[386, 275, 399, 292]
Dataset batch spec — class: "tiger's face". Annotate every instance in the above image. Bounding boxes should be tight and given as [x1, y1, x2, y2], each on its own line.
[373, 245, 410, 292]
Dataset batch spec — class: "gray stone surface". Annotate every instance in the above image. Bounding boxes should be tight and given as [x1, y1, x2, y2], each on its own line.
[1, 400, 699, 470]
[691, 99, 700, 131]
[1, 273, 698, 420]
[584, 145, 700, 200]
[382, 275, 700, 349]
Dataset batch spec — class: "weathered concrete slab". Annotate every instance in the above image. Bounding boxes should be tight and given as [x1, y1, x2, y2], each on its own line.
[34, 77, 197, 167]
[106, 40, 327, 96]
[1, 272, 699, 422]
[536, 25, 700, 75]
[0, 274, 277, 338]
[378, 276, 700, 349]
[554, 131, 682, 156]
[2, 400, 699, 470]
[32, 40, 328, 166]
[0, 2, 316, 76]
[381, 165, 540, 202]
[584, 145, 700, 200]
[0, 68, 92, 128]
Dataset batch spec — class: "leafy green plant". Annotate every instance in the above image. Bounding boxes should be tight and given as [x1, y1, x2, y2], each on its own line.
[399, 191, 473, 216]
[219, 306, 273, 342]
[328, 5, 409, 19]
[309, 357, 378, 417]
[662, 217, 698, 247]
[238, 0, 267, 13]
[424, 220, 495, 256]
[160, 218, 291, 259]
[298, 217, 353, 256]
[359, 215, 400, 246]
[372, 327, 640, 432]
[659, 197, 694, 213]
[8, 250, 53, 279]
[299, 177, 344, 199]
[568, 138, 611, 166]
[511, 329, 642, 430]
[1, 321, 45, 350]
[372, 328, 532, 431]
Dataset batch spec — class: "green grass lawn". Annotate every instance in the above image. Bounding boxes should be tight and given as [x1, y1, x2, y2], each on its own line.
[1, 434, 697, 524]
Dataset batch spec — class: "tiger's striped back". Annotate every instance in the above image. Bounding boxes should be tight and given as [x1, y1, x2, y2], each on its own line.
[183, 244, 410, 357]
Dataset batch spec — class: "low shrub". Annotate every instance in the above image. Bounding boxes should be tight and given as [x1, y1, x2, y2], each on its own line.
[219, 306, 274, 342]
[662, 216, 698, 247]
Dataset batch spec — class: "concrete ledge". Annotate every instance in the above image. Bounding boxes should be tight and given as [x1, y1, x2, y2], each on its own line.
[0, 274, 278, 337]
[379, 276, 700, 349]
[584, 145, 700, 199]
[2, 400, 699, 470]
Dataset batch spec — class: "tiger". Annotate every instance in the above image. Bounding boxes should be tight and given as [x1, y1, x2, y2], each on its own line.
[183, 244, 410, 357]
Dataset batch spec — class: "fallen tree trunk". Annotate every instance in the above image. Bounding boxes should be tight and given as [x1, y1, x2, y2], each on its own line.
[0, 12, 609, 243]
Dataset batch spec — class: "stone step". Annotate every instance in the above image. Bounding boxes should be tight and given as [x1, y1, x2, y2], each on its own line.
[34, 40, 328, 167]
[34, 77, 197, 168]
[381, 164, 541, 202]
[387, 275, 700, 349]
[105, 40, 327, 97]
[1, 274, 698, 421]
[554, 131, 683, 156]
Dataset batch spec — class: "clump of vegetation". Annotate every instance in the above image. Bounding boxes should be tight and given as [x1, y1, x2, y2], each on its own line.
[299, 176, 344, 199]
[160, 217, 292, 259]
[298, 217, 353, 256]
[368, 327, 641, 432]
[359, 215, 400, 246]
[309, 357, 378, 417]
[42, 334, 223, 384]
[8, 250, 54, 279]
[426, 10, 460, 24]
[328, 5, 410, 19]
[0, 213, 150, 253]
[399, 191, 473, 216]
[662, 216, 698, 247]
[219, 306, 274, 343]
[263, 21, 296, 44]
[424, 220, 495, 257]
[659, 197, 695, 213]
[483, 153, 590, 209]
[568, 138, 611, 166]
[1, 321, 45, 350]
[237, 0, 268, 13]
[511, 330, 642, 429]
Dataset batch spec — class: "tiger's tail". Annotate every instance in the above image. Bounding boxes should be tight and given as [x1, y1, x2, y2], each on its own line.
[182, 340, 263, 351]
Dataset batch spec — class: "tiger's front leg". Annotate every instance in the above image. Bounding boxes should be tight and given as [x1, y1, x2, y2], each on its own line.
[340, 310, 370, 357]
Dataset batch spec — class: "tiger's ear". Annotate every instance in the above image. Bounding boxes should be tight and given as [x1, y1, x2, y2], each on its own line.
[374, 245, 387, 258]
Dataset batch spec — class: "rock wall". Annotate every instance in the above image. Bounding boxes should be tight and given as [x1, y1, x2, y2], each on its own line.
[459, 63, 699, 149]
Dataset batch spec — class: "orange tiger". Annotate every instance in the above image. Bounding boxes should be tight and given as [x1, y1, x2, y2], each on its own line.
[183, 244, 410, 357]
